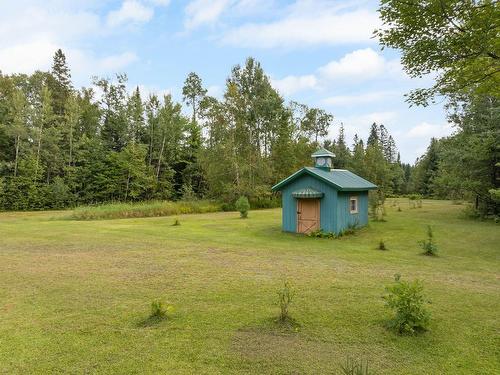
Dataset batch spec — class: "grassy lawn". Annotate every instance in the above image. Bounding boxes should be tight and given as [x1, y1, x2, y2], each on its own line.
[0, 200, 499, 374]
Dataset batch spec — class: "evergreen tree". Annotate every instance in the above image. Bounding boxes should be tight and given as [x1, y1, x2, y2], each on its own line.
[332, 123, 350, 168]
[367, 123, 379, 147]
[49, 49, 72, 116]
[127, 87, 145, 143]
[182, 72, 207, 125]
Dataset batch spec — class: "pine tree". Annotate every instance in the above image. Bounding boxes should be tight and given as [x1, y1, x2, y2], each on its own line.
[182, 72, 206, 125]
[367, 122, 379, 147]
[49, 49, 73, 116]
[332, 123, 350, 168]
[127, 87, 145, 143]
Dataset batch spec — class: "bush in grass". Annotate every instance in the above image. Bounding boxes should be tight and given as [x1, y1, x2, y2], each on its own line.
[383, 274, 430, 335]
[378, 240, 387, 250]
[150, 300, 168, 320]
[235, 196, 250, 218]
[339, 356, 371, 375]
[419, 225, 438, 256]
[277, 280, 295, 323]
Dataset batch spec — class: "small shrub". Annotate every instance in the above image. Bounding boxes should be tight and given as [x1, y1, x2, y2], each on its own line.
[419, 225, 438, 256]
[172, 218, 180, 226]
[383, 274, 430, 335]
[308, 229, 336, 239]
[378, 240, 387, 250]
[150, 300, 167, 320]
[277, 280, 295, 323]
[408, 194, 423, 209]
[235, 196, 250, 218]
[369, 191, 386, 221]
[339, 356, 371, 375]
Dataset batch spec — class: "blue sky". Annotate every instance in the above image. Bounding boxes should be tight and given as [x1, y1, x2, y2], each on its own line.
[0, 0, 454, 163]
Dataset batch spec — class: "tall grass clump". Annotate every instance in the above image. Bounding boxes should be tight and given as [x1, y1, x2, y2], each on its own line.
[70, 200, 221, 220]
[339, 356, 371, 375]
[383, 274, 430, 335]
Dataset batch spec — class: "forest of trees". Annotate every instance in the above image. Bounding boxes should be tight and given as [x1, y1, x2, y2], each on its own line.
[0, 51, 414, 211]
[376, 0, 499, 216]
[1, 0, 499, 218]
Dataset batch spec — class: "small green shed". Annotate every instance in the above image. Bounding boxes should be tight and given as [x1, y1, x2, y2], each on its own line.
[271, 148, 377, 234]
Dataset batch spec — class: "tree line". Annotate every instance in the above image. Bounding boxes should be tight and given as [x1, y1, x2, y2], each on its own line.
[0, 51, 413, 210]
[376, 0, 499, 216]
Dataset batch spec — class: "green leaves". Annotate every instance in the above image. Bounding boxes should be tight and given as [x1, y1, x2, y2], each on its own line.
[384, 275, 431, 335]
[376, 0, 500, 105]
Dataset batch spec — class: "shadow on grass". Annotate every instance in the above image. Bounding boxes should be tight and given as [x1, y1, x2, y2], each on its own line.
[136, 315, 168, 328]
[250, 316, 301, 334]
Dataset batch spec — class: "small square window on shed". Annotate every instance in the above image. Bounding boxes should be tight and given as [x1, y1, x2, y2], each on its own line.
[349, 196, 358, 214]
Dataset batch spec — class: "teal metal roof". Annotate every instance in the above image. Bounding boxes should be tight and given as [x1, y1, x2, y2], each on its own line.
[272, 167, 377, 192]
[291, 187, 324, 198]
[311, 148, 335, 157]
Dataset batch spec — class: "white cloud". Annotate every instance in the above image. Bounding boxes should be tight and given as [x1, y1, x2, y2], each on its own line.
[323, 90, 398, 106]
[184, 0, 231, 29]
[270, 48, 403, 96]
[271, 74, 317, 95]
[407, 122, 454, 139]
[0, 2, 142, 84]
[0, 39, 58, 74]
[97, 52, 138, 71]
[147, 0, 171, 5]
[0, 6, 100, 46]
[221, 4, 380, 48]
[106, 1, 154, 28]
[318, 48, 388, 81]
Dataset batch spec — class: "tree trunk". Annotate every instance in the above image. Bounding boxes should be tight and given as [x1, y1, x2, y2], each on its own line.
[148, 120, 155, 166]
[125, 170, 130, 201]
[156, 133, 166, 179]
[35, 125, 43, 180]
[14, 135, 20, 177]
[68, 121, 73, 167]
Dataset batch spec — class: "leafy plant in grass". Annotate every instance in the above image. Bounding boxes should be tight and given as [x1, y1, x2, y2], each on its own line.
[378, 240, 387, 250]
[235, 196, 250, 218]
[308, 229, 337, 239]
[419, 225, 438, 256]
[150, 300, 168, 320]
[277, 280, 295, 323]
[383, 274, 430, 335]
[339, 356, 371, 375]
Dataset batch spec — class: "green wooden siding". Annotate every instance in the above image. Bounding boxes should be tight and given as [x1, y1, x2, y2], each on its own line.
[280, 177, 370, 234]
[335, 191, 369, 232]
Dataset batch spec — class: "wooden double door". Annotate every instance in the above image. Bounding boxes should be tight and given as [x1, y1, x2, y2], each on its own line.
[297, 199, 320, 234]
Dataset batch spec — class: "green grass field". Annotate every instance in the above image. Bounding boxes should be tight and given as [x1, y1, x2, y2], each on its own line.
[1, 200, 499, 374]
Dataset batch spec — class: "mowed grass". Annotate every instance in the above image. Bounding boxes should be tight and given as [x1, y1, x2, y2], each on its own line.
[0, 200, 499, 374]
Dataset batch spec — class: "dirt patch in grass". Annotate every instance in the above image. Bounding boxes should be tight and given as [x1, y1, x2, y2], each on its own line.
[231, 325, 340, 373]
